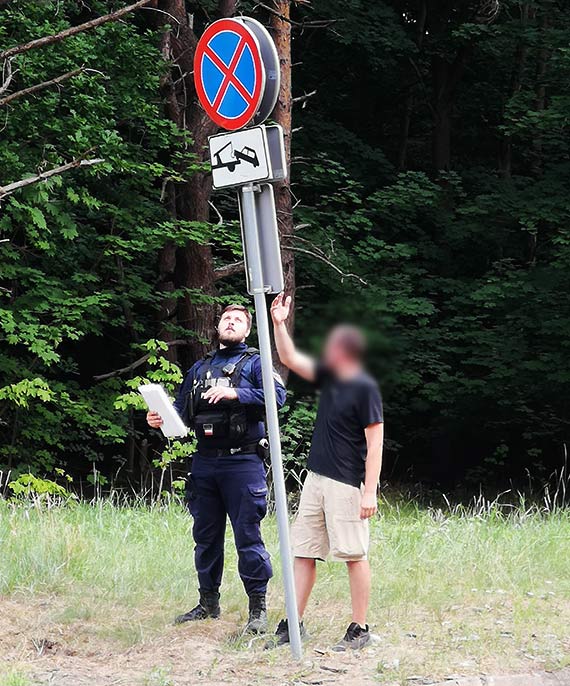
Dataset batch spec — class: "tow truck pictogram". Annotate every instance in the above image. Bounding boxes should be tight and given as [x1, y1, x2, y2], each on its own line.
[212, 142, 260, 172]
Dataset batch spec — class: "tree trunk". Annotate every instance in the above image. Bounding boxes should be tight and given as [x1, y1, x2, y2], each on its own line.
[528, 7, 550, 267]
[156, 0, 237, 368]
[431, 56, 454, 171]
[499, 37, 528, 177]
[530, 10, 549, 178]
[397, 0, 427, 171]
[270, 0, 295, 380]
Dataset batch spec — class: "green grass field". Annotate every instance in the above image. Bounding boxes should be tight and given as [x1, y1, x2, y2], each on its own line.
[1, 496, 569, 685]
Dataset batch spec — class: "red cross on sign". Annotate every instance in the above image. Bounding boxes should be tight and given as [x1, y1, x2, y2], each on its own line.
[194, 19, 265, 131]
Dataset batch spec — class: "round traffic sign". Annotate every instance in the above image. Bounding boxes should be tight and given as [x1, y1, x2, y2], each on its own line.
[194, 18, 266, 131]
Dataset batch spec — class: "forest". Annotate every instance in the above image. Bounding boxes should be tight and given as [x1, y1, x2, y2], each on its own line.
[1, 0, 569, 492]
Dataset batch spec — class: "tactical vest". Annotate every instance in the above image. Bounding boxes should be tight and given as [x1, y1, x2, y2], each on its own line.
[185, 347, 260, 447]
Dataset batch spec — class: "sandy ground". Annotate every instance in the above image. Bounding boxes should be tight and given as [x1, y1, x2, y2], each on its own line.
[1, 596, 569, 686]
[0, 596, 387, 686]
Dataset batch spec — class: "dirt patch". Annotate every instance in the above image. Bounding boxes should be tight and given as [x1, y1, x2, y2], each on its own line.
[0, 596, 379, 685]
[1, 596, 568, 686]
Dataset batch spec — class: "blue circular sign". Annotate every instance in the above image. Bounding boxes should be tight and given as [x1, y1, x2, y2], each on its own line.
[194, 19, 265, 131]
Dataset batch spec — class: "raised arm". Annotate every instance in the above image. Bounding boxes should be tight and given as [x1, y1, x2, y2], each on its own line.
[270, 293, 316, 382]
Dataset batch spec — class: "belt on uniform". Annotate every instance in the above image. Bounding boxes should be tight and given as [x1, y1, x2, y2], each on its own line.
[199, 442, 259, 458]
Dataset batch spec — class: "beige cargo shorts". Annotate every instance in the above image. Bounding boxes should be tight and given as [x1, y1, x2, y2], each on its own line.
[291, 471, 369, 562]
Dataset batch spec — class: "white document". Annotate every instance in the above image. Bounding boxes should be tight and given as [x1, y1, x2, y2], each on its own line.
[138, 384, 188, 439]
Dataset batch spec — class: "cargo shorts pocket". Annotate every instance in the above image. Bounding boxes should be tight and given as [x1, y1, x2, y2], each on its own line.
[244, 484, 268, 523]
[329, 516, 369, 561]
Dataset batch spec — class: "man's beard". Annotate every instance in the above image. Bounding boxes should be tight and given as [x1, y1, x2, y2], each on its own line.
[219, 330, 243, 345]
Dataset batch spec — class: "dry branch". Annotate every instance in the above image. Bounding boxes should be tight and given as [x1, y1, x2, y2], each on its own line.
[0, 156, 104, 200]
[287, 234, 368, 285]
[254, 2, 336, 29]
[0, 58, 14, 96]
[214, 261, 244, 280]
[0, 0, 153, 60]
[293, 89, 316, 104]
[93, 339, 190, 381]
[0, 67, 98, 107]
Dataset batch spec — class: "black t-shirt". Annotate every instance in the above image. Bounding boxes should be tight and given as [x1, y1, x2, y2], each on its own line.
[307, 365, 383, 488]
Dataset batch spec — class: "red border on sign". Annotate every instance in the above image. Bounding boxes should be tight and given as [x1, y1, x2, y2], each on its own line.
[194, 18, 265, 131]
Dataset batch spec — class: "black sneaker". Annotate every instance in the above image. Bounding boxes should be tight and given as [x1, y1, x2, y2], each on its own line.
[332, 622, 371, 651]
[265, 618, 306, 649]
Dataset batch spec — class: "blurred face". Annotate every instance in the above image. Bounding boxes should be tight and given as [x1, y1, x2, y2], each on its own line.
[217, 309, 250, 345]
[323, 330, 349, 369]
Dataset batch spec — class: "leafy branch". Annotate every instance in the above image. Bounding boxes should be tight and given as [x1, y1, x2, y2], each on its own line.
[0, 155, 104, 201]
[0, 67, 104, 108]
[0, 0, 153, 60]
[93, 340, 190, 381]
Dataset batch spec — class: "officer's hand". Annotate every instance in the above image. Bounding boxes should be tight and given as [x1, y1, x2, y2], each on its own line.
[360, 491, 378, 519]
[271, 293, 292, 325]
[202, 387, 238, 404]
[147, 411, 163, 428]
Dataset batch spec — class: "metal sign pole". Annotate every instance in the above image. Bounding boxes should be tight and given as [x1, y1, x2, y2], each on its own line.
[239, 183, 303, 661]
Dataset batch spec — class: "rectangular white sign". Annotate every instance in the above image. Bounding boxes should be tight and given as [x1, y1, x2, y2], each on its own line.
[209, 126, 271, 189]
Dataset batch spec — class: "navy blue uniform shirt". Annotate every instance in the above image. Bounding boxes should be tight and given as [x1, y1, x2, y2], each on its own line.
[173, 342, 286, 452]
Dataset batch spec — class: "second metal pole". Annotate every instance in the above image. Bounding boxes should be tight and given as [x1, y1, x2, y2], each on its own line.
[239, 183, 303, 660]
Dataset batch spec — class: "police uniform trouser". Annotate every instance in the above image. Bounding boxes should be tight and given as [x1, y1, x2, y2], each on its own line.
[187, 452, 273, 596]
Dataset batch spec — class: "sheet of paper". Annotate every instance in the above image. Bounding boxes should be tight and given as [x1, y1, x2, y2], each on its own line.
[138, 384, 188, 439]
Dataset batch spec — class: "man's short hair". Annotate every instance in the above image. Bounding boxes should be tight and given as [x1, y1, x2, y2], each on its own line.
[220, 303, 252, 329]
[330, 324, 367, 360]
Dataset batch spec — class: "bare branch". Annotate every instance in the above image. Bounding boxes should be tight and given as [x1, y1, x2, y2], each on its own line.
[0, 67, 101, 107]
[208, 199, 224, 226]
[0, 156, 104, 200]
[93, 339, 190, 381]
[0, 0, 153, 60]
[214, 261, 244, 280]
[288, 246, 368, 285]
[285, 234, 368, 285]
[292, 89, 316, 104]
[0, 58, 15, 96]
[254, 2, 337, 29]
[139, 6, 181, 25]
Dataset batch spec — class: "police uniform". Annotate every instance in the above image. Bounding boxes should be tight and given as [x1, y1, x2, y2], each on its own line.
[173, 342, 286, 629]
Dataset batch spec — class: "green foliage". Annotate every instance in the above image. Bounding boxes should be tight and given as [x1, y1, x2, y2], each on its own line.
[2, 0, 570, 488]
[286, 0, 570, 484]
[8, 472, 75, 502]
[281, 399, 317, 468]
[0, 3, 206, 477]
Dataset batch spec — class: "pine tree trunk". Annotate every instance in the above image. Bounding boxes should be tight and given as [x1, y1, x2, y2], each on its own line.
[156, 0, 237, 368]
[270, 0, 295, 380]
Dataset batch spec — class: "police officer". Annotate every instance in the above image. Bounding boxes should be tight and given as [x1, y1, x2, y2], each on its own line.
[146, 304, 286, 634]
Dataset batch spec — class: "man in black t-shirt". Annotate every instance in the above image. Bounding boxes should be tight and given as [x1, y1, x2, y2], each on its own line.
[269, 294, 384, 651]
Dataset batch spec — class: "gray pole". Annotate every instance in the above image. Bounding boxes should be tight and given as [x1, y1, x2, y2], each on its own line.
[239, 183, 303, 660]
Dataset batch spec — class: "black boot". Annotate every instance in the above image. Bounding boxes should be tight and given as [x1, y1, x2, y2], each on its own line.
[244, 593, 268, 634]
[174, 590, 221, 625]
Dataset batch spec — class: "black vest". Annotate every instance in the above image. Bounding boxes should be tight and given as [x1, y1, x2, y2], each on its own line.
[185, 347, 259, 448]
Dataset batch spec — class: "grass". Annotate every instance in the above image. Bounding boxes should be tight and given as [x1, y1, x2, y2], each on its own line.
[0, 671, 30, 686]
[1, 495, 569, 684]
